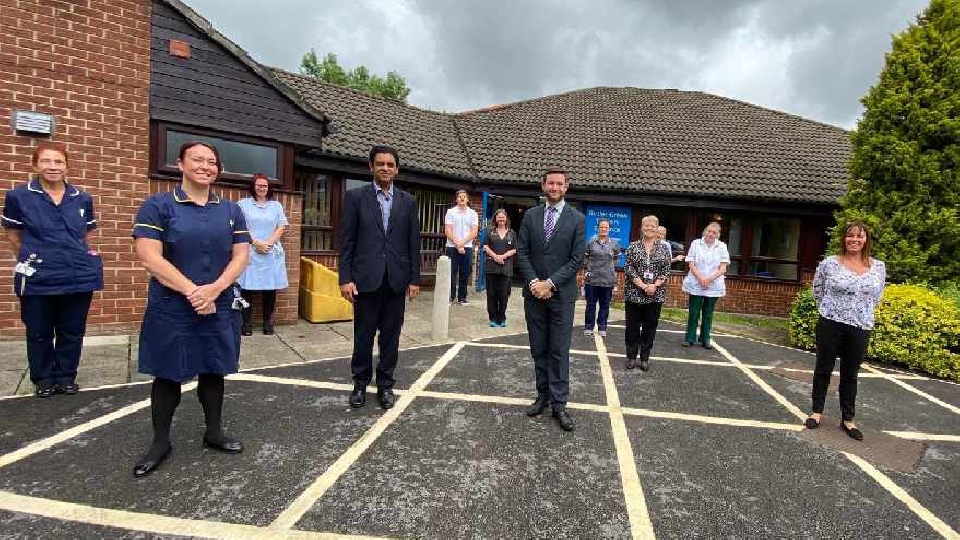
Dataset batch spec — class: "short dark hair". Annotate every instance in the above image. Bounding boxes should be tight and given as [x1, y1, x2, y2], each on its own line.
[368, 145, 400, 167]
[542, 167, 568, 182]
[248, 173, 275, 200]
[178, 141, 223, 171]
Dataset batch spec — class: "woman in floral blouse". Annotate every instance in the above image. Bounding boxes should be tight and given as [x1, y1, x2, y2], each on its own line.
[806, 222, 886, 441]
[623, 215, 671, 371]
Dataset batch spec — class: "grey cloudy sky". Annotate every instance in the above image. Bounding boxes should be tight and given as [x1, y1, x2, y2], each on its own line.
[186, 0, 928, 128]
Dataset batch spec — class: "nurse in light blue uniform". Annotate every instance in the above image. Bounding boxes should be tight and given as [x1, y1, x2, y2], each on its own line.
[130, 141, 250, 478]
[237, 173, 288, 335]
[2, 142, 103, 398]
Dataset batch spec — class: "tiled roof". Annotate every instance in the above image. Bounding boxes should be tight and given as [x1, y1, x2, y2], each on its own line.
[269, 70, 851, 204]
[269, 68, 474, 179]
[453, 87, 852, 204]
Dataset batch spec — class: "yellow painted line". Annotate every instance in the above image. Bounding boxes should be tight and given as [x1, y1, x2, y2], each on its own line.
[270, 342, 467, 530]
[842, 453, 960, 539]
[882, 431, 960, 443]
[866, 364, 960, 386]
[594, 333, 655, 539]
[605, 352, 732, 367]
[0, 382, 197, 470]
[0, 490, 388, 539]
[862, 365, 960, 415]
[462, 341, 600, 357]
[230, 373, 355, 392]
[621, 407, 804, 432]
[417, 390, 610, 413]
[712, 342, 807, 421]
[606, 325, 735, 337]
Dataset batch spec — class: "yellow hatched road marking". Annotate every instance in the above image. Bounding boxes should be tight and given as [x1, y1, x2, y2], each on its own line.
[862, 364, 960, 415]
[594, 333, 655, 539]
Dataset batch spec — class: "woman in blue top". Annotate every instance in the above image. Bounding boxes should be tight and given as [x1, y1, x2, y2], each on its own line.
[2, 142, 103, 397]
[806, 222, 886, 441]
[237, 174, 289, 335]
[130, 141, 251, 478]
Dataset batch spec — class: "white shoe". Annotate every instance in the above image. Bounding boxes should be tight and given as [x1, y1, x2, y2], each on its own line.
[584, 329, 594, 336]
[598, 330, 607, 337]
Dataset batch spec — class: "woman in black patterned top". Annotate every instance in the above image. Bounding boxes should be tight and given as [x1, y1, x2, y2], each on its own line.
[623, 215, 671, 371]
[483, 209, 517, 327]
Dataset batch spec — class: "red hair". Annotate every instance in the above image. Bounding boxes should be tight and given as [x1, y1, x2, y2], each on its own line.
[32, 142, 69, 166]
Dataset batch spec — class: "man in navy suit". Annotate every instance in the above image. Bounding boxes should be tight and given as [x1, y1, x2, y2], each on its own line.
[517, 167, 586, 431]
[339, 145, 420, 409]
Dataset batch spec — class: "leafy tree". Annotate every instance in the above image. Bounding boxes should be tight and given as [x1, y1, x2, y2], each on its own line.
[300, 50, 411, 102]
[833, 0, 960, 284]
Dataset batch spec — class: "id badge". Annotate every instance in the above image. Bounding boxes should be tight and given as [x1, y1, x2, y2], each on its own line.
[643, 271, 654, 281]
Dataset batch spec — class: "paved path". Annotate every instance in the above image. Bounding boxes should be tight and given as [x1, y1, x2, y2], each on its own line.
[0, 294, 958, 538]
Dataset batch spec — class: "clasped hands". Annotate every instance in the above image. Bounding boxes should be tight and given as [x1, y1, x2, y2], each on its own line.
[252, 240, 273, 254]
[632, 278, 658, 296]
[187, 283, 222, 315]
[529, 279, 553, 300]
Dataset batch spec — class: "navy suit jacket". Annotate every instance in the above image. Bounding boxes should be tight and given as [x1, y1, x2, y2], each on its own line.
[517, 203, 586, 302]
[338, 184, 420, 293]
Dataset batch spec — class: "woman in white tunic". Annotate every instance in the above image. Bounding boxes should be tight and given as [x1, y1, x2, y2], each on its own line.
[681, 221, 729, 349]
[237, 174, 288, 335]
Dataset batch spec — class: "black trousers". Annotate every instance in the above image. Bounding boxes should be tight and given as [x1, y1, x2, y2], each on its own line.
[20, 292, 93, 386]
[812, 316, 870, 422]
[351, 279, 406, 389]
[524, 296, 574, 411]
[485, 273, 512, 324]
[624, 301, 663, 361]
[240, 289, 277, 326]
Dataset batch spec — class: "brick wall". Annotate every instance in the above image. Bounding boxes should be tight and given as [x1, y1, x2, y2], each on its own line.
[0, 0, 152, 338]
[603, 270, 804, 317]
[151, 179, 303, 325]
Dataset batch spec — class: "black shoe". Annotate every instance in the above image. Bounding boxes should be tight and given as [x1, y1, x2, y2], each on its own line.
[377, 388, 396, 410]
[349, 386, 366, 408]
[626, 358, 636, 370]
[133, 444, 171, 478]
[35, 384, 56, 398]
[553, 409, 575, 432]
[241, 324, 253, 336]
[842, 422, 864, 441]
[702, 342, 714, 350]
[639, 359, 650, 372]
[203, 435, 244, 454]
[56, 382, 80, 395]
[681, 342, 692, 348]
[526, 394, 550, 417]
[262, 322, 274, 335]
[805, 417, 821, 429]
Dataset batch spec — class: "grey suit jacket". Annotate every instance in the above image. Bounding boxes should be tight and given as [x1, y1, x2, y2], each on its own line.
[516, 203, 586, 302]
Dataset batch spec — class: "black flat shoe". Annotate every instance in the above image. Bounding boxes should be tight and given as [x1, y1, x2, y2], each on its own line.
[526, 394, 550, 417]
[377, 388, 396, 410]
[34, 385, 56, 398]
[681, 342, 692, 348]
[701, 343, 714, 350]
[57, 383, 80, 395]
[133, 445, 171, 478]
[262, 322, 274, 335]
[842, 423, 864, 441]
[241, 324, 253, 336]
[349, 386, 366, 408]
[626, 358, 636, 370]
[553, 409, 575, 432]
[804, 417, 821, 429]
[639, 359, 650, 372]
[203, 436, 244, 454]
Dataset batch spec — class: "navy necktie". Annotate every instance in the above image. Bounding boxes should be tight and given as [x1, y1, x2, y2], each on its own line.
[544, 206, 557, 242]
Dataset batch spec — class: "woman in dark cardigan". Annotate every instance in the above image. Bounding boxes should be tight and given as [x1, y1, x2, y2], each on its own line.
[482, 209, 517, 327]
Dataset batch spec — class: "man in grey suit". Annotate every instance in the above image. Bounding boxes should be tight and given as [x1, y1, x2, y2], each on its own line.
[517, 167, 586, 431]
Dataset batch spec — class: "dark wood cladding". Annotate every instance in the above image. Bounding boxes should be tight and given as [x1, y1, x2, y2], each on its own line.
[150, 0, 324, 148]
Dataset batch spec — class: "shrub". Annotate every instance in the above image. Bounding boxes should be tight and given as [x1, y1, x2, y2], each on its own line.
[789, 284, 960, 381]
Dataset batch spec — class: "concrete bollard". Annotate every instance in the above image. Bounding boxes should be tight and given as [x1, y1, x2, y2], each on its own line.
[433, 255, 451, 341]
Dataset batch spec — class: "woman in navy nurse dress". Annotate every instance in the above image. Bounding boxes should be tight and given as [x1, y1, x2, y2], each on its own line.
[130, 141, 251, 478]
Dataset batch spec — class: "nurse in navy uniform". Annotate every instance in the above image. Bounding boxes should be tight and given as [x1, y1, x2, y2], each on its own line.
[2, 142, 103, 398]
[130, 141, 251, 478]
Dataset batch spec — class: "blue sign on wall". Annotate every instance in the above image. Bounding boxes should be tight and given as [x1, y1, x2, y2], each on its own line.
[584, 205, 632, 266]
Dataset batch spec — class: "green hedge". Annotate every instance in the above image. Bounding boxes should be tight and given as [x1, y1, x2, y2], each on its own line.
[789, 284, 960, 381]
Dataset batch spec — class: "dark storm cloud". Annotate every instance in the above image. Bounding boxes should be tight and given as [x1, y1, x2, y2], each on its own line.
[184, 0, 929, 128]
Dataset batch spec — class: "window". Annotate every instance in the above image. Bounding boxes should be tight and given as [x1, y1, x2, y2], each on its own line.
[408, 186, 450, 253]
[158, 125, 280, 181]
[722, 215, 800, 280]
[296, 170, 333, 251]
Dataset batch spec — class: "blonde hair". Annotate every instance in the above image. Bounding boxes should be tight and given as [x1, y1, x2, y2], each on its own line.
[641, 215, 659, 226]
[702, 221, 721, 236]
